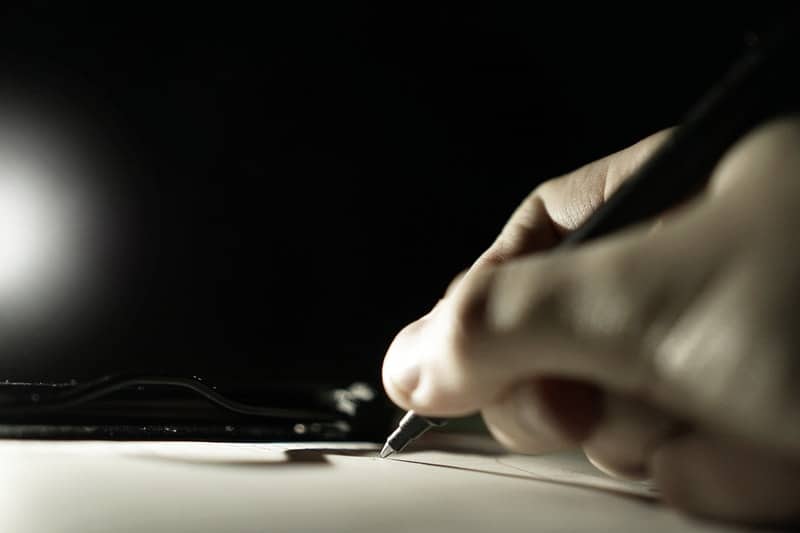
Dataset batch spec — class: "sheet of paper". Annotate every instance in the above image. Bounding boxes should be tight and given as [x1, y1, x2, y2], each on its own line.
[0, 437, 766, 533]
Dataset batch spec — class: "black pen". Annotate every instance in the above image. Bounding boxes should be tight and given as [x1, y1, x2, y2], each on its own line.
[379, 16, 798, 459]
[379, 411, 446, 458]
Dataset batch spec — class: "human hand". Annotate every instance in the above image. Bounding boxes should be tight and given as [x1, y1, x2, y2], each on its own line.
[382, 116, 800, 525]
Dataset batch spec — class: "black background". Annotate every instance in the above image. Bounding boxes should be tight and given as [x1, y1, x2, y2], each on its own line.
[0, 4, 791, 390]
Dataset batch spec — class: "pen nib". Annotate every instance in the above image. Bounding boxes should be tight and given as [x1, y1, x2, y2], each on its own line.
[379, 443, 395, 459]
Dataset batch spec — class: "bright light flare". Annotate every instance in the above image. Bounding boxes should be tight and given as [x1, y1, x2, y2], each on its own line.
[0, 109, 103, 336]
[0, 156, 81, 305]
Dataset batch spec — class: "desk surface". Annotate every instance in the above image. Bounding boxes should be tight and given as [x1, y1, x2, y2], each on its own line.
[0, 436, 764, 533]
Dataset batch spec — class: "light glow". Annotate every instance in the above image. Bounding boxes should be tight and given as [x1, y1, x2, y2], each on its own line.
[0, 112, 98, 331]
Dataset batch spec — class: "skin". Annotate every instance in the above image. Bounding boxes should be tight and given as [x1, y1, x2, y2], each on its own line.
[382, 116, 800, 525]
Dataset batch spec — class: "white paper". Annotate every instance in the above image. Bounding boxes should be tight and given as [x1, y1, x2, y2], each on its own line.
[0, 437, 764, 533]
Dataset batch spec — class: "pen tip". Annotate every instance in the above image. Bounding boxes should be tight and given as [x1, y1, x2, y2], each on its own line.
[379, 443, 395, 459]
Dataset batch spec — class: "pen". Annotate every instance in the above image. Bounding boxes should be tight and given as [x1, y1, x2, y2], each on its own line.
[379, 411, 446, 458]
[379, 17, 797, 459]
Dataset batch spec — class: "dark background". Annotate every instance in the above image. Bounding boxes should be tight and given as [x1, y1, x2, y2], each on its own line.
[0, 4, 791, 390]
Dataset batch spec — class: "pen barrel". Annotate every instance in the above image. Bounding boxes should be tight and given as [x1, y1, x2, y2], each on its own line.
[563, 19, 799, 248]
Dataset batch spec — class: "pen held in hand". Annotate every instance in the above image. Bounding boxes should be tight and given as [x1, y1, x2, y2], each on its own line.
[379, 15, 798, 458]
[379, 411, 446, 458]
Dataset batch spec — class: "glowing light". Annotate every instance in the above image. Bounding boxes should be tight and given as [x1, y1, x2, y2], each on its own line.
[0, 126, 90, 322]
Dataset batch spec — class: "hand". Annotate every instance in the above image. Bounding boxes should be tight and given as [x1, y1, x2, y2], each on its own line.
[382, 116, 800, 525]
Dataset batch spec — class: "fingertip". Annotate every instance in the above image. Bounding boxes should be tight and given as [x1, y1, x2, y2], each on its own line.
[382, 358, 418, 411]
[381, 318, 427, 411]
[585, 449, 649, 481]
[405, 372, 480, 417]
[381, 302, 480, 416]
[382, 266, 504, 417]
[481, 389, 572, 455]
[382, 339, 421, 398]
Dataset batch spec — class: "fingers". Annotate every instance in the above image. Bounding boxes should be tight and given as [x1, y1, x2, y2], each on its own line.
[582, 393, 680, 480]
[418, 193, 799, 454]
[651, 433, 800, 525]
[481, 378, 680, 479]
[481, 378, 602, 454]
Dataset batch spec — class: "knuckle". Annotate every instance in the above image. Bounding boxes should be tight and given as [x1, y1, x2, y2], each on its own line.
[483, 190, 556, 265]
[449, 266, 497, 338]
[485, 256, 564, 335]
[539, 170, 604, 233]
